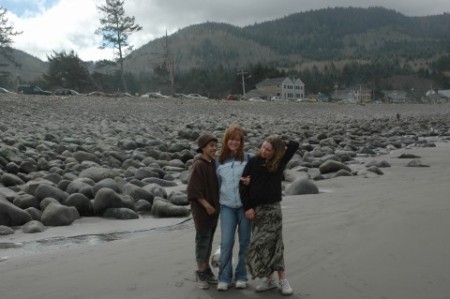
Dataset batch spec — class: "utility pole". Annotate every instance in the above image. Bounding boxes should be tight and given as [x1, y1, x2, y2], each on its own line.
[238, 70, 247, 96]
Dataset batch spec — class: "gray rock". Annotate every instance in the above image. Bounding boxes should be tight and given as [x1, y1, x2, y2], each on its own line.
[0, 225, 14, 235]
[0, 196, 33, 226]
[142, 183, 168, 198]
[367, 166, 384, 175]
[168, 191, 189, 206]
[406, 159, 430, 167]
[359, 147, 376, 155]
[43, 173, 63, 184]
[93, 187, 123, 215]
[0, 145, 22, 164]
[73, 151, 100, 164]
[151, 198, 191, 218]
[356, 169, 379, 178]
[285, 178, 319, 195]
[23, 178, 55, 195]
[20, 160, 37, 174]
[0, 173, 26, 187]
[22, 220, 46, 233]
[25, 207, 42, 220]
[141, 177, 177, 187]
[134, 167, 160, 180]
[41, 203, 80, 226]
[366, 160, 391, 168]
[35, 184, 69, 203]
[103, 208, 139, 219]
[398, 153, 421, 159]
[120, 194, 136, 211]
[40, 197, 60, 210]
[122, 183, 154, 203]
[5, 162, 20, 174]
[79, 166, 120, 182]
[65, 193, 93, 216]
[57, 179, 72, 191]
[135, 199, 152, 212]
[66, 178, 94, 198]
[0, 186, 18, 202]
[284, 167, 309, 183]
[319, 160, 351, 174]
[93, 178, 122, 195]
[13, 193, 39, 209]
[179, 171, 190, 184]
[332, 169, 353, 177]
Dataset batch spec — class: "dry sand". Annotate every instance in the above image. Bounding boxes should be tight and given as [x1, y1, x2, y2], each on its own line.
[1, 142, 449, 299]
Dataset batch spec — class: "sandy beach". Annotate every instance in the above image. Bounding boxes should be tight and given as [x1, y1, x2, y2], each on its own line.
[1, 140, 449, 299]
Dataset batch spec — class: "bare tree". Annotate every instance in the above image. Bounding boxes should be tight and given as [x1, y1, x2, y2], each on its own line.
[95, 0, 142, 93]
[163, 30, 175, 95]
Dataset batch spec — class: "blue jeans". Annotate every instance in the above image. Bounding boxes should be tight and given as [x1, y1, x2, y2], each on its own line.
[218, 205, 252, 283]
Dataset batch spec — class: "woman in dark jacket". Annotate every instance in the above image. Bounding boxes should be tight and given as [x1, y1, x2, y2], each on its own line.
[240, 135, 299, 296]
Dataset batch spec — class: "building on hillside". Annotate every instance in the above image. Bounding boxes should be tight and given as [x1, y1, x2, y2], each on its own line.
[333, 86, 372, 103]
[245, 77, 305, 101]
[384, 90, 408, 103]
[424, 89, 450, 103]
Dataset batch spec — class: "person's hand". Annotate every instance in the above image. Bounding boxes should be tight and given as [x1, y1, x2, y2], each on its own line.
[240, 176, 251, 186]
[245, 208, 255, 220]
[204, 203, 216, 215]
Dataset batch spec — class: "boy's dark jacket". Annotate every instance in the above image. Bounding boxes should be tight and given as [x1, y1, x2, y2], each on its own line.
[187, 155, 220, 230]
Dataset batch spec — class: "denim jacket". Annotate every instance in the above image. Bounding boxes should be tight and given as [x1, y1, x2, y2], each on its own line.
[216, 154, 252, 208]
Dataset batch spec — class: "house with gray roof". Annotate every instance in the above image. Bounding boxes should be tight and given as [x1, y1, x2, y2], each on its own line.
[246, 77, 305, 100]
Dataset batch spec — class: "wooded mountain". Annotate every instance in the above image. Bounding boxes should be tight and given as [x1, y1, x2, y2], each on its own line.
[4, 7, 450, 86]
[123, 7, 450, 75]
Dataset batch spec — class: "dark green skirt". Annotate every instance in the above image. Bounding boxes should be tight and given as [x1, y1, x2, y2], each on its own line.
[246, 202, 285, 279]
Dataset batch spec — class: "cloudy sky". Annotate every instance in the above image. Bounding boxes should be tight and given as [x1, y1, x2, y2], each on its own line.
[3, 0, 450, 62]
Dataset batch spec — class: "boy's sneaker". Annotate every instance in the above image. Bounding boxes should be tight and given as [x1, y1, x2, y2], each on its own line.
[217, 282, 229, 291]
[279, 278, 293, 295]
[204, 268, 218, 284]
[255, 278, 278, 292]
[235, 280, 247, 289]
[195, 270, 210, 289]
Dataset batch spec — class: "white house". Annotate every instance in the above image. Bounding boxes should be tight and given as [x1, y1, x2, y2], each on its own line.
[247, 77, 305, 100]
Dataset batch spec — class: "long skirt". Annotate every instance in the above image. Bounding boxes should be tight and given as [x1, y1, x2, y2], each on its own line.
[246, 202, 285, 279]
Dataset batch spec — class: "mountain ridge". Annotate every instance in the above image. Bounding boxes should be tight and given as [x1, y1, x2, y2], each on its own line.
[2, 7, 450, 85]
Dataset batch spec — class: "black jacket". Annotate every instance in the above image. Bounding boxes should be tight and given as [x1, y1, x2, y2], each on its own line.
[240, 140, 299, 210]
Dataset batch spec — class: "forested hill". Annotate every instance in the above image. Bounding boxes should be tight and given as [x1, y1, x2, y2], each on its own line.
[241, 7, 450, 59]
[125, 6, 450, 73]
[4, 6, 450, 91]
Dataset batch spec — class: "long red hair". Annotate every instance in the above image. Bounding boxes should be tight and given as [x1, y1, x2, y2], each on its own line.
[219, 124, 245, 164]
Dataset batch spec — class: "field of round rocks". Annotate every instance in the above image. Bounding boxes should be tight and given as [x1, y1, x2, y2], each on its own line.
[1, 94, 449, 234]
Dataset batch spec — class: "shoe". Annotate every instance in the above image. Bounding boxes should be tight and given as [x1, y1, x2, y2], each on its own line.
[279, 278, 293, 295]
[204, 268, 218, 284]
[235, 280, 247, 289]
[217, 282, 229, 291]
[255, 278, 278, 292]
[195, 270, 210, 289]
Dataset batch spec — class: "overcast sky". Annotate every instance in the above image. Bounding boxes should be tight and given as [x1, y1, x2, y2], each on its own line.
[3, 0, 450, 62]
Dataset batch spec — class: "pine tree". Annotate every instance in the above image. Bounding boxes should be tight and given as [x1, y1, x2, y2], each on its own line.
[96, 0, 142, 93]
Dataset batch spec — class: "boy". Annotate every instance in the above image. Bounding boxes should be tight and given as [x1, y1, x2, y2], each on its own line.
[187, 133, 220, 289]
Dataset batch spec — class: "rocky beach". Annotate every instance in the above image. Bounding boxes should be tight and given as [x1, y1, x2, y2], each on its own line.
[1, 94, 450, 299]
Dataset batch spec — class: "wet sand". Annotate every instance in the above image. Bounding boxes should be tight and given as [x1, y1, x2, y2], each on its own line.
[1, 142, 449, 299]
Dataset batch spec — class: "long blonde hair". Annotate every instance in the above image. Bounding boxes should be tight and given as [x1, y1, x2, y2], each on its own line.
[219, 124, 245, 164]
[257, 135, 286, 172]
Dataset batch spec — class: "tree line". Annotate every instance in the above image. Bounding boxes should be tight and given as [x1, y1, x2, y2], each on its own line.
[2, 4, 449, 97]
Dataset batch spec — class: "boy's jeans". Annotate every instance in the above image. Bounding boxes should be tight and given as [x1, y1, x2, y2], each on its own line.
[218, 205, 251, 283]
